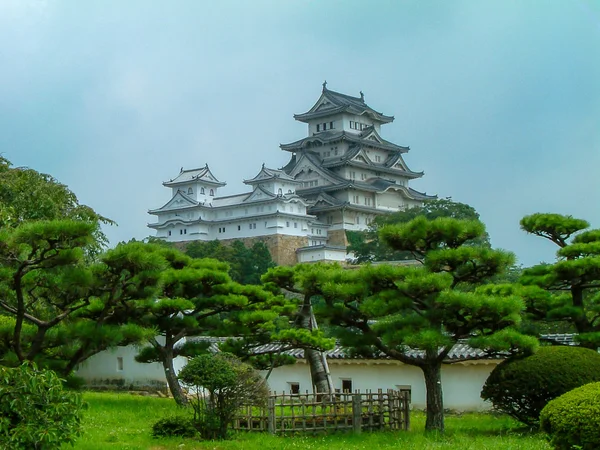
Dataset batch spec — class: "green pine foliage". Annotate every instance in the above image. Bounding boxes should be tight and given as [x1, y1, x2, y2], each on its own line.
[311, 216, 537, 432]
[520, 213, 600, 347]
[540, 381, 600, 450]
[481, 346, 600, 426]
[346, 198, 490, 263]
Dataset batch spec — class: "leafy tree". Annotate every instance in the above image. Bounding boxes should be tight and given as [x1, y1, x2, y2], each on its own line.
[262, 265, 337, 395]
[0, 362, 84, 449]
[0, 157, 113, 255]
[347, 198, 489, 263]
[314, 217, 537, 432]
[520, 213, 600, 347]
[134, 249, 330, 405]
[0, 222, 164, 374]
[185, 240, 275, 285]
[178, 353, 269, 440]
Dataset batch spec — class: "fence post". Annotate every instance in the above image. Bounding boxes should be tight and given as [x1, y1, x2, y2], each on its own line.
[267, 397, 276, 434]
[403, 391, 411, 431]
[352, 393, 362, 434]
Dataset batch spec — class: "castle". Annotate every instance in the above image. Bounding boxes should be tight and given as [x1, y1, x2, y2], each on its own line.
[148, 83, 433, 265]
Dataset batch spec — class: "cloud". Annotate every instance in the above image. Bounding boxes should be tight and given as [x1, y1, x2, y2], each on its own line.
[1, 0, 598, 267]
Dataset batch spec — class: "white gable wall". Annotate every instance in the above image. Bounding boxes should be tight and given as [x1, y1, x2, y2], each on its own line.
[264, 360, 498, 411]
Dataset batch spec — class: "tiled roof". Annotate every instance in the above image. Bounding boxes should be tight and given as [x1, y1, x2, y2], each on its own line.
[280, 130, 407, 153]
[164, 164, 226, 187]
[186, 337, 503, 362]
[293, 86, 394, 124]
[244, 165, 299, 184]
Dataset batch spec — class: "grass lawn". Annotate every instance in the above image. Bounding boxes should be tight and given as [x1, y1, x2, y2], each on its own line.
[68, 392, 552, 450]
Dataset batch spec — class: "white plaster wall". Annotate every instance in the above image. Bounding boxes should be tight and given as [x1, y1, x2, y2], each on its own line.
[376, 192, 403, 210]
[263, 360, 498, 412]
[76, 345, 187, 389]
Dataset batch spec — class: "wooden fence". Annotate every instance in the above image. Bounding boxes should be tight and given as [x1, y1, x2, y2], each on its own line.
[233, 389, 410, 434]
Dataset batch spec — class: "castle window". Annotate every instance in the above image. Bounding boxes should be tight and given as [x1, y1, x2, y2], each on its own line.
[286, 221, 290, 227]
[180, 229, 183, 235]
[330, 121, 334, 129]
[209, 189, 214, 196]
[323, 122, 327, 131]
[375, 155, 381, 163]
[355, 216, 360, 224]
[187, 187, 193, 195]
[341, 379, 352, 393]
[200, 187, 205, 194]
[183, 229, 187, 234]
[117, 357, 124, 372]
[288, 382, 300, 395]
[168, 230, 172, 236]
[278, 188, 282, 195]
[288, 189, 292, 193]
[238, 225, 241, 231]
[316, 124, 320, 132]
[294, 222, 298, 228]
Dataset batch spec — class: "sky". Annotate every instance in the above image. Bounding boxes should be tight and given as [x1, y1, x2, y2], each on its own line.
[1, 0, 599, 267]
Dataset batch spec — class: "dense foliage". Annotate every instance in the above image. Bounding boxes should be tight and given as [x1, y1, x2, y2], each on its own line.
[133, 248, 330, 405]
[481, 346, 600, 426]
[185, 239, 275, 285]
[520, 213, 600, 347]
[0, 156, 112, 254]
[0, 230, 161, 374]
[0, 363, 84, 449]
[178, 353, 269, 440]
[346, 198, 489, 263]
[307, 216, 537, 432]
[540, 382, 600, 450]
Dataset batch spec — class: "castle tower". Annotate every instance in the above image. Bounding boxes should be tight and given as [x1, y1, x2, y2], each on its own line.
[280, 82, 434, 247]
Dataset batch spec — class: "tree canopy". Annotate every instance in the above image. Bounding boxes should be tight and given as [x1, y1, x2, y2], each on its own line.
[346, 198, 489, 264]
[312, 216, 536, 432]
[185, 239, 275, 285]
[519, 213, 600, 347]
[0, 157, 113, 254]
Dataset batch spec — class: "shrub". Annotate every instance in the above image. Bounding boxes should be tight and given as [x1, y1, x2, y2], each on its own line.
[0, 362, 85, 449]
[179, 353, 269, 440]
[63, 374, 87, 391]
[540, 382, 600, 450]
[152, 415, 197, 438]
[481, 345, 600, 426]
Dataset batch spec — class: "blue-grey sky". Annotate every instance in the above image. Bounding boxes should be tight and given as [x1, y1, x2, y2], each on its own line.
[2, 0, 599, 267]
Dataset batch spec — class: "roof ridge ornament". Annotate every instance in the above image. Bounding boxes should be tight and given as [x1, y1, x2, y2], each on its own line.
[360, 91, 364, 102]
[322, 80, 327, 91]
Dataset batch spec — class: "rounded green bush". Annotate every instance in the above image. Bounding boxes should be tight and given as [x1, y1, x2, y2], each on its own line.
[481, 346, 600, 426]
[540, 382, 600, 450]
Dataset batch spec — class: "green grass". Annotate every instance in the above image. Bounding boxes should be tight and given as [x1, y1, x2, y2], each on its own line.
[68, 392, 552, 450]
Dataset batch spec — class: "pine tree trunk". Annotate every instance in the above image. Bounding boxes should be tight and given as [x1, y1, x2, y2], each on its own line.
[298, 296, 333, 394]
[422, 363, 445, 432]
[305, 348, 332, 393]
[163, 349, 188, 406]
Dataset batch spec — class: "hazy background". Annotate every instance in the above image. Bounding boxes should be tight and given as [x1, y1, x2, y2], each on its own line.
[1, 0, 599, 267]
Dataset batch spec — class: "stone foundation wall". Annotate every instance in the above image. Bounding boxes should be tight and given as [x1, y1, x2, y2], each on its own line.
[327, 229, 349, 247]
[177, 235, 309, 266]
